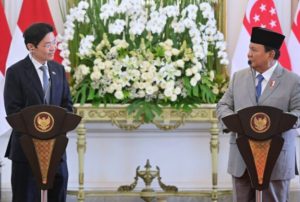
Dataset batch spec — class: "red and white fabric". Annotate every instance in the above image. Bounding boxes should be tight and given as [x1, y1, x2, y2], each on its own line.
[6, 0, 61, 68]
[0, 1, 12, 136]
[288, 2, 300, 75]
[231, 0, 291, 77]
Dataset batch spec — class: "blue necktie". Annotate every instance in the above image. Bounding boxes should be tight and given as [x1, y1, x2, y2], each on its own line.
[40, 66, 50, 104]
[256, 74, 264, 102]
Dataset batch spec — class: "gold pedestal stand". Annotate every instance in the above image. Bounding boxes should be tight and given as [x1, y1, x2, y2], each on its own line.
[118, 159, 178, 202]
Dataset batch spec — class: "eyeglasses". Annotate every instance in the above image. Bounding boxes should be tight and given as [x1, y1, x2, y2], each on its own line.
[40, 40, 57, 49]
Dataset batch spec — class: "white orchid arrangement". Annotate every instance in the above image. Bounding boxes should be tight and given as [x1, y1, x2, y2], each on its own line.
[58, 0, 229, 122]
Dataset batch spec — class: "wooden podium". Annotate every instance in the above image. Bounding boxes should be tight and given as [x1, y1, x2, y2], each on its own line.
[222, 106, 296, 201]
[6, 105, 81, 201]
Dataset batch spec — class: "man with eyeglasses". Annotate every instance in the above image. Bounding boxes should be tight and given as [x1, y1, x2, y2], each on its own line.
[4, 22, 73, 202]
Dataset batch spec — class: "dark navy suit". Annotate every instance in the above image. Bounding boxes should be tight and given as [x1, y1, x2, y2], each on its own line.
[4, 55, 73, 202]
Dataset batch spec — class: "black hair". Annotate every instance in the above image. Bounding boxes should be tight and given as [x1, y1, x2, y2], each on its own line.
[264, 45, 280, 60]
[23, 22, 54, 49]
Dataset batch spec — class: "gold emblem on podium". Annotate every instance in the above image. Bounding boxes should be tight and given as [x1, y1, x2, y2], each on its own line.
[250, 112, 270, 133]
[34, 112, 54, 133]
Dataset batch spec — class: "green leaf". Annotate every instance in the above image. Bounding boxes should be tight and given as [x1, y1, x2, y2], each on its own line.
[183, 77, 191, 89]
[134, 108, 144, 122]
[128, 100, 143, 115]
[154, 46, 165, 57]
[200, 85, 216, 103]
[152, 104, 162, 116]
[118, 48, 128, 58]
[127, 100, 163, 123]
[87, 88, 95, 101]
[182, 104, 193, 113]
[144, 107, 154, 123]
[80, 84, 88, 105]
[73, 89, 81, 104]
[192, 85, 199, 96]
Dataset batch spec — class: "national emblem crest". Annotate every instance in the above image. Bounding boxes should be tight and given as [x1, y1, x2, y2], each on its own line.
[34, 112, 54, 133]
[250, 112, 271, 133]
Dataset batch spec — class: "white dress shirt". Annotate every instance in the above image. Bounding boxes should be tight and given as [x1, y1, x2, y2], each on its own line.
[29, 54, 49, 89]
[255, 61, 278, 94]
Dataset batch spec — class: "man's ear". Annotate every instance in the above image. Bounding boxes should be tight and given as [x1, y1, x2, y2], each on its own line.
[269, 49, 276, 59]
[26, 43, 35, 51]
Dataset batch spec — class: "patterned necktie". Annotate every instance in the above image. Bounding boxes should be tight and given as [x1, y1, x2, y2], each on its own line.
[256, 74, 264, 102]
[40, 65, 50, 104]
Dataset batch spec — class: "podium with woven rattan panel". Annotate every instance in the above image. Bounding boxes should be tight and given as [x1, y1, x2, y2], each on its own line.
[222, 106, 296, 190]
[6, 105, 81, 190]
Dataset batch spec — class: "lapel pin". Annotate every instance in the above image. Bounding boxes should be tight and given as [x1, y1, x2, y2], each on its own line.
[52, 71, 56, 75]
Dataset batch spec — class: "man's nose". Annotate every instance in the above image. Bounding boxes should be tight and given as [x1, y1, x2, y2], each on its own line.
[247, 51, 252, 58]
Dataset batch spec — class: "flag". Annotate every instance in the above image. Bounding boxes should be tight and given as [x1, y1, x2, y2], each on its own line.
[6, 0, 61, 68]
[231, 0, 291, 76]
[288, 2, 300, 75]
[0, 1, 12, 136]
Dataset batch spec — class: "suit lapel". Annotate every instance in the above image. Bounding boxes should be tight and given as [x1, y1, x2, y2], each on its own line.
[259, 65, 282, 104]
[246, 69, 257, 105]
[24, 56, 44, 102]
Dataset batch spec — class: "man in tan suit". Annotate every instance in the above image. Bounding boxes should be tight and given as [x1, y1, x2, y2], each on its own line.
[217, 27, 300, 201]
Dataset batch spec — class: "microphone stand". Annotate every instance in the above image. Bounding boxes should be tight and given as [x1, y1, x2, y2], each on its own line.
[41, 190, 48, 202]
[250, 62, 263, 202]
[256, 190, 262, 202]
[42, 78, 51, 202]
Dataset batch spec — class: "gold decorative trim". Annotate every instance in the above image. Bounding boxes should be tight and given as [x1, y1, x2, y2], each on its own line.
[75, 104, 217, 122]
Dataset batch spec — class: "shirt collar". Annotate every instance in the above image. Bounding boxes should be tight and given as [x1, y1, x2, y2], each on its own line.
[29, 54, 48, 71]
[255, 61, 278, 82]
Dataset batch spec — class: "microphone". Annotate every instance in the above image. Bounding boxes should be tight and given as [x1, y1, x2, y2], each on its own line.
[248, 60, 252, 66]
[248, 60, 256, 76]
[249, 60, 260, 106]
[43, 78, 51, 104]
